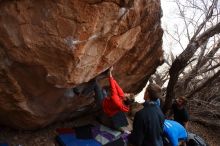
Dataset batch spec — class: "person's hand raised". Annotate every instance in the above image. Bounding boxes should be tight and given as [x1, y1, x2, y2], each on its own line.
[109, 66, 113, 77]
[109, 66, 113, 72]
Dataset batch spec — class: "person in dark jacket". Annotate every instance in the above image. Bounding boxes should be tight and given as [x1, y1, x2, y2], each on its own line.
[129, 83, 165, 146]
[170, 96, 189, 128]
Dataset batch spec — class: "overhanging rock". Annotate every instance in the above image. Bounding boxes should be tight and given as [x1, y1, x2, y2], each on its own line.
[0, 0, 163, 129]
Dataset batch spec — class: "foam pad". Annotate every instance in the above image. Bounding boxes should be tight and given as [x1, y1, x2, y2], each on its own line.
[103, 138, 125, 146]
[0, 143, 9, 146]
[56, 133, 101, 146]
[92, 125, 122, 145]
[74, 124, 93, 139]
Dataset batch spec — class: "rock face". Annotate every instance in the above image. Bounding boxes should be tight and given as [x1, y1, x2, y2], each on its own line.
[0, 0, 163, 129]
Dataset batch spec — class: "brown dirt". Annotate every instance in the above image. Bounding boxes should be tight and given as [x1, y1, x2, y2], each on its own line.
[188, 122, 220, 146]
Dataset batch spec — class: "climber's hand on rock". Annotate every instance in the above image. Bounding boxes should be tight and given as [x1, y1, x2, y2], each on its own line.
[109, 66, 113, 77]
[109, 66, 113, 72]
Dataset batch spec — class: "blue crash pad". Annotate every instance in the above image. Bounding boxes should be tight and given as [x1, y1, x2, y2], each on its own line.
[0, 143, 9, 146]
[57, 133, 101, 146]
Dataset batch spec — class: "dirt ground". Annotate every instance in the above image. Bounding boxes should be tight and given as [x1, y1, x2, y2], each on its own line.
[0, 115, 219, 146]
[188, 122, 220, 146]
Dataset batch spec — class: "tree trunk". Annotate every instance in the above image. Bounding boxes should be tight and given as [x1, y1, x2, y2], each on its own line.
[163, 22, 220, 114]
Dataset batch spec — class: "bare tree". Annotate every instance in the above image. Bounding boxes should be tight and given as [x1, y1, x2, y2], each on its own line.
[159, 0, 220, 118]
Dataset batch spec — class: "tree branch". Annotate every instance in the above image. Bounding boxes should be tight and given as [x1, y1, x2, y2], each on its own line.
[186, 69, 220, 99]
[163, 22, 220, 113]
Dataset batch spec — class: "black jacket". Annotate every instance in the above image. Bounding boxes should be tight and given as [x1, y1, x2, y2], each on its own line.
[172, 102, 189, 127]
[129, 102, 165, 146]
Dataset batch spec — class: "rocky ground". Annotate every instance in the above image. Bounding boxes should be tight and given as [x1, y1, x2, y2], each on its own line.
[0, 114, 219, 146]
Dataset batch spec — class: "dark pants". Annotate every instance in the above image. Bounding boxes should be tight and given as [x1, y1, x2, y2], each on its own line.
[111, 111, 128, 129]
[73, 80, 104, 104]
[98, 111, 128, 130]
[93, 81, 105, 105]
[81, 80, 128, 129]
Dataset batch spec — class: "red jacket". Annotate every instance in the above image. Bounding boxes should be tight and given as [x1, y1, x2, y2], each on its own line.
[102, 77, 129, 117]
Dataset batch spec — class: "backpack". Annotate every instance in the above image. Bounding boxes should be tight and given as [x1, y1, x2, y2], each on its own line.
[187, 132, 208, 146]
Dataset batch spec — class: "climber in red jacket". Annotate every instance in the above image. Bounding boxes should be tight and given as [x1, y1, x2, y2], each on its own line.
[100, 67, 131, 130]
[102, 70, 129, 116]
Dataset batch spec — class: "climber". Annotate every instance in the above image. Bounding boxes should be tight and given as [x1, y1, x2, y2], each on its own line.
[96, 66, 132, 132]
[72, 67, 132, 131]
[163, 119, 187, 146]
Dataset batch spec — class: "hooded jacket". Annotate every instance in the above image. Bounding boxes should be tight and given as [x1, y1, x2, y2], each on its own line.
[102, 77, 129, 117]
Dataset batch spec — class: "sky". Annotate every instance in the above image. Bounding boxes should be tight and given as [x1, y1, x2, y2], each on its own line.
[161, 0, 188, 55]
[135, 0, 181, 103]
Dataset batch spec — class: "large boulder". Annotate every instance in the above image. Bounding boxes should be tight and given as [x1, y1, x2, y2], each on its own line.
[0, 0, 163, 129]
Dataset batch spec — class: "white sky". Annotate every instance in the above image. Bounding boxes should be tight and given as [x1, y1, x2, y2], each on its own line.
[161, 0, 188, 55]
[135, 0, 181, 103]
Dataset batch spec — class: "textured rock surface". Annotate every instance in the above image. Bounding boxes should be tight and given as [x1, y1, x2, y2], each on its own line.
[0, 0, 163, 129]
